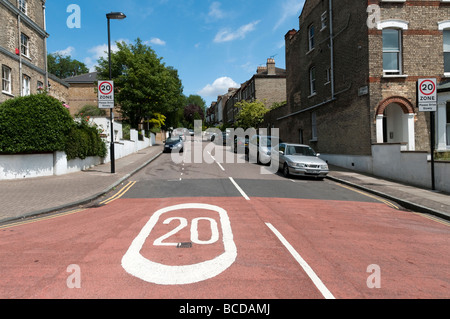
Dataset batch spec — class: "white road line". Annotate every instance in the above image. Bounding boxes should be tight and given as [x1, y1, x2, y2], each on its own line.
[217, 162, 225, 171]
[265, 223, 336, 300]
[229, 177, 250, 201]
[208, 150, 225, 171]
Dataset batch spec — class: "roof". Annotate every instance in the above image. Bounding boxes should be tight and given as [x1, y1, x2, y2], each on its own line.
[255, 67, 286, 77]
[65, 72, 98, 84]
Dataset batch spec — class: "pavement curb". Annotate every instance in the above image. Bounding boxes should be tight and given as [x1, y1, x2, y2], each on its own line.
[0, 150, 163, 225]
[326, 175, 450, 222]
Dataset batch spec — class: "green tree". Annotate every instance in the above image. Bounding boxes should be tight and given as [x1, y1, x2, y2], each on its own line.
[96, 38, 184, 129]
[47, 53, 89, 79]
[185, 95, 206, 113]
[234, 100, 269, 130]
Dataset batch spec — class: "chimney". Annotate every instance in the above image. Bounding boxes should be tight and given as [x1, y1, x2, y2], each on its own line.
[257, 66, 267, 74]
[267, 58, 276, 75]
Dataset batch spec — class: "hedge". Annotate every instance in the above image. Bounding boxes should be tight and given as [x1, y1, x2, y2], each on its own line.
[65, 119, 107, 160]
[0, 94, 73, 154]
[0, 94, 107, 160]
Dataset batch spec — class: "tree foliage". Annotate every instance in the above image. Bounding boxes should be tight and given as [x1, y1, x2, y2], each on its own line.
[96, 38, 184, 129]
[234, 100, 269, 130]
[184, 104, 205, 123]
[47, 53, 89, 79]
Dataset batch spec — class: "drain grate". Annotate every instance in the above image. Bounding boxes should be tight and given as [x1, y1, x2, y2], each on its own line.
[177, 242, 193, 249]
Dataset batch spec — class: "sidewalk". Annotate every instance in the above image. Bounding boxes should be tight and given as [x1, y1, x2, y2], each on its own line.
[0, 144, 163, 224]
[327, 165, 450, 221]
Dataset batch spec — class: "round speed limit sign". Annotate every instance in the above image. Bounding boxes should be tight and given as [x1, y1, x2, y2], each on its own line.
[418, 78, 437, 112]
[98, 80, 114, 109]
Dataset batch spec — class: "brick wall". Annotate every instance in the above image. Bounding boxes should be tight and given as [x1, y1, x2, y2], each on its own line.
[280, 0, 372, 155]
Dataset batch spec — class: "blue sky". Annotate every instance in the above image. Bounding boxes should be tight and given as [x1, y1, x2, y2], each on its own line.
[46, 0, 304, 106]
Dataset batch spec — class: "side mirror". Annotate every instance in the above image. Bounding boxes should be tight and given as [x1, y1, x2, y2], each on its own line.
[279, 151, 284, 155]
[316, 153, 320, 157]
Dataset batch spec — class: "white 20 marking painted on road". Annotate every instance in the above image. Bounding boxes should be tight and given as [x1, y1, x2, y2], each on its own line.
[121, 203, 237, 285]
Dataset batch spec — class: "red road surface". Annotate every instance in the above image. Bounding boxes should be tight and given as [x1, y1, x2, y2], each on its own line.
[0, 196, 449, 299]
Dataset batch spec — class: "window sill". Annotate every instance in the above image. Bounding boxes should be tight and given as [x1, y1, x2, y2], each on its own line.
[2, 91, 14, 97]
[308, 93, 317, 98]
[306, 48, 315, 56]
[310, 138, 318, 142]
[382, 74, 408, 78]
[444, 72, 450, 78]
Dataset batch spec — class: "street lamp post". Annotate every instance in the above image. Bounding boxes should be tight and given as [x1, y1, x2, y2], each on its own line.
[106, 12, 126, 174]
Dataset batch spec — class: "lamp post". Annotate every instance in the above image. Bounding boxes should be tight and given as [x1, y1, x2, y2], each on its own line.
[106, 12, 126, 174]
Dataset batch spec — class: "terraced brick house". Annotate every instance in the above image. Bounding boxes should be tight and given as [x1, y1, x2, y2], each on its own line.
[266, 0, 450, 167]
[1, 0, 68, 104]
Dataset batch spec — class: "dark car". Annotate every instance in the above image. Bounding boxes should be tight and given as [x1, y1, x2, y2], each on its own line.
[164, 136, 184, 153]
[233, 136, 249, 153]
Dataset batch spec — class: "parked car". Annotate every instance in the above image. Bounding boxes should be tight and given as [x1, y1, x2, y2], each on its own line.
[272, 143, 329, 179]
[248, 135, 283, 164]
[164, 136, 184, 153]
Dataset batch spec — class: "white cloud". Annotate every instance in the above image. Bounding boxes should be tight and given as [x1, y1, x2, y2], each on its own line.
[198, 77, 239, 97]
[214, 20, 260, 43]
[149, 38, 166, 46]
[209, 2, 225, 19]
[85, 39, 129, 72]
[53, 46, 75, 56]
[273, 0, 304, 31]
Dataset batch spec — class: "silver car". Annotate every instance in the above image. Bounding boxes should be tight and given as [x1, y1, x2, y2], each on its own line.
[273, 143, 329, 179]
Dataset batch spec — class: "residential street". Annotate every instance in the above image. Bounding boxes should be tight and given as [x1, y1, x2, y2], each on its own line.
[0, 140, 448, 301]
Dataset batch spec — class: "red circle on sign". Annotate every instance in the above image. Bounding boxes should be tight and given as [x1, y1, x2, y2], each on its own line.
[419, 80, 436, 96]
[99, 82, 113, 95]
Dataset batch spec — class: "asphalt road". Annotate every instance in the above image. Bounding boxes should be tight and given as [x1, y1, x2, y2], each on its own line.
[0, 140, 449, 304]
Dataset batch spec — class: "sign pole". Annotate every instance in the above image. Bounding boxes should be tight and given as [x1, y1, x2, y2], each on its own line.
[430, 111, 436, 190]
[107, 17, 115, 174]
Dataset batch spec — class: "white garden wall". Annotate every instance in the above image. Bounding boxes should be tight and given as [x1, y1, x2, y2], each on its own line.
[0, 118, 156, 180]
[321, 144, 450, 193]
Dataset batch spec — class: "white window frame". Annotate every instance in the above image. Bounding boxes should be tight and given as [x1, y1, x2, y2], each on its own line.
[439, 21, 450, 76]
[325, 67, 331, 85]
[444, 29, 450, 76]
[22, 74, 30, 96]
[308, 24, 315, 51]
[21, 33, 29, 57]
[321, 12, 328, 31]
[382, 28, 403, 75]
[18, 0, 27, 15]
[2, 65, 12, 94]
[309, 66, 316, 96]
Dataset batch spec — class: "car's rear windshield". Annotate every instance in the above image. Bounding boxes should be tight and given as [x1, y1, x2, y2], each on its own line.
[286, 145, 316, 156]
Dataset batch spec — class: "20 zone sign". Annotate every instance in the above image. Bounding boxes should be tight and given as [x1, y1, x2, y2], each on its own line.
[98, 81, 114, 109]
[418, 78, 437, 112]
[121, 203, 237, 285]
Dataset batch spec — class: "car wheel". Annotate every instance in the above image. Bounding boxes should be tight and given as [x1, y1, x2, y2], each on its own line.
[283, 163, 290, 177]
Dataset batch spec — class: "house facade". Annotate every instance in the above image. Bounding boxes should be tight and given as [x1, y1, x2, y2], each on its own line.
[64, 72, 98, 116]
[222, 58, 286, 126]
[0, 0, 69, 104]
[267, 0, 450, 160]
